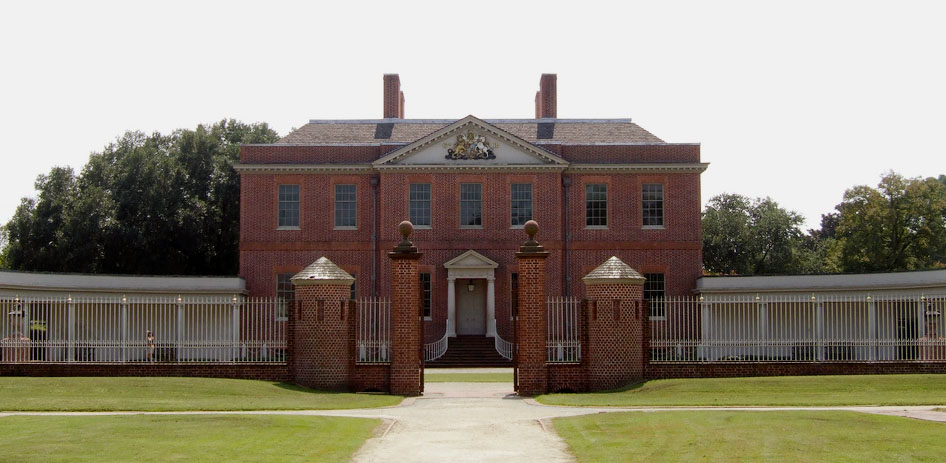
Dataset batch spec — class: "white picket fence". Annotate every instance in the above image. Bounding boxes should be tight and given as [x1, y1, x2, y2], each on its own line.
[547, 296, 581, 363]
[356, 297, 391, 364]
[0, 296, 286, 363]
[650, 295, 946, 363]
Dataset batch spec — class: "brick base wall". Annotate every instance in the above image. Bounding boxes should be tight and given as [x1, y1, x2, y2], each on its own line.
[0, 363, 290, 381]
[547, 364, 587, 393]
[352, 364, 391, 392]
[646, 362, 946, 379]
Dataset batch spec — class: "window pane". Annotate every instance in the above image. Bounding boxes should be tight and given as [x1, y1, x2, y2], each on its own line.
[335, 184, 357, 228]
[350, 273, 357, 301]
[585, 184, 607, 227]
[276, 273, 295, 319]
[278, 185, 300, 228]
[510, 183, 533, 226]
[409, 183, 431, 226]
[460, 183, 482, 226]
[642, 183, 664, 226]
[643, 273, 665, 318]
[420, 273, 431, 318]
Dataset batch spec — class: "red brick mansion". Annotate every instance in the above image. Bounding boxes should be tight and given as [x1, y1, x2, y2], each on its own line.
[236, 74, 707, 346]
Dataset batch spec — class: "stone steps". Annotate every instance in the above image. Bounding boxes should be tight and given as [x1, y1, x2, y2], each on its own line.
[426, 336, 513, 368]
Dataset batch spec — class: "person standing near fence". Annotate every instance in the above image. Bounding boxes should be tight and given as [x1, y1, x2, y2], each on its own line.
[146, 330, 156, 362]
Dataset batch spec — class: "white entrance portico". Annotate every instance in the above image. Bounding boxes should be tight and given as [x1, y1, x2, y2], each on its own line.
[444, 250, 499, 338]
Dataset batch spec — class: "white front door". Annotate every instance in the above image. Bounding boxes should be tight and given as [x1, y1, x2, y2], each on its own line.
[456, 279, 486, 335]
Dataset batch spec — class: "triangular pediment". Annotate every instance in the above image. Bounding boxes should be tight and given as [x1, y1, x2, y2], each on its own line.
[443, 249, 499, 269]
[373, 116, 568, 168]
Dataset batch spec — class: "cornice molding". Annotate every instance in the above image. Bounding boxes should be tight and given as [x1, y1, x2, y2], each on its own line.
[565, 163, 709, 174]
[233, 164, 374, 174]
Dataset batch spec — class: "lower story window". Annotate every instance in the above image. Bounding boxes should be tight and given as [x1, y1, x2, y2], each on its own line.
[276, 273, 295, 319]
[643, 273, 665, 318]
[421, 273, 431, 318]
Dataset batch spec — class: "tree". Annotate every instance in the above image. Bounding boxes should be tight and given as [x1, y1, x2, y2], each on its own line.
[1, 119, 279, 275]
[702, 193, 811, 275]
[833, 172, 946, 272]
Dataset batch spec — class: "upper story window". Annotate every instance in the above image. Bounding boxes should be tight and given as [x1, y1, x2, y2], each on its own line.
[460, 183, 482, 228]
[276, 273, 294, 319]
[334, 184, 357, 229]
[420, 272, 432, 319]
[510, 183, 533, 227]
[585, 184, 607, 228]
[277, 184, 300, 229]
[643, 273, 665, 318]
[642, 183, 664, 227]
[409, 183, 431, 227]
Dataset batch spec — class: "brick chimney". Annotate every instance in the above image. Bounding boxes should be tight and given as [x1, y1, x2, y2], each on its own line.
[383, 74, 405, 119]
[534, 74, 557, 119]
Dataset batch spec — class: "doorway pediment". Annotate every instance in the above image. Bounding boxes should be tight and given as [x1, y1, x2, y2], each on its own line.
[444, 250, 499, 270]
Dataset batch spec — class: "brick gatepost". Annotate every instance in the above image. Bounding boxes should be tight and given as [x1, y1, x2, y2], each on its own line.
[388, 221, 424, 396]
[289, 257, 355, 390]
[582, 256, 646, 390]
[516, 220, 550, 396]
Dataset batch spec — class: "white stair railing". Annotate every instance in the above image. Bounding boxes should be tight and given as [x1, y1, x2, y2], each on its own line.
[424, 332, 449, 362]
[494, 333, 513, 360]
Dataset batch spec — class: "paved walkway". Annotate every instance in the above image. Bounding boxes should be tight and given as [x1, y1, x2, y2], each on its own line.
[3, 381, 945, 463]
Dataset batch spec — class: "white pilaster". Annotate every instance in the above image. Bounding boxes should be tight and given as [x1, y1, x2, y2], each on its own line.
[486, 277, 496, 337]
[446, 277, 457, 337]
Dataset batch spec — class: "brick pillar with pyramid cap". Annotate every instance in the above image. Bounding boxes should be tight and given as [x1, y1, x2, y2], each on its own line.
[289, 257, 355, 390]
[388, 220, 423, 396]
[516, 220, 550, 396]
[582, 256, 646, 390]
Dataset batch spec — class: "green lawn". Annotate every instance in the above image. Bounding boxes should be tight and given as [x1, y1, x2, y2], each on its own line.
[0, 377, 402, 411]
[537, 374, 946, 406]
[424, 372, 513, 382]
[554, 411, 946, 463]
[0, 414, 378, 463]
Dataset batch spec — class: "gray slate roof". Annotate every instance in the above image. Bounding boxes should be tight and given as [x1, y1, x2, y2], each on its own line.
[697, 269, 946, 294]
[278, 119, 664, 144]
[292, 257, 354, 284]
[582, 256, 646, 283]
[0, 269, 245, 295]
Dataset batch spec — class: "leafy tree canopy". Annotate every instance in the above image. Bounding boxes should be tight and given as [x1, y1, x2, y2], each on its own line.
[833, 172, 946, 272]
[1, 119, 279, 275]
[702, 193, 811, 275]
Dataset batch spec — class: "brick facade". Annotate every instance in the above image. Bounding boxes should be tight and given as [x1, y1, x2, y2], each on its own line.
[237, 74, 706, 353]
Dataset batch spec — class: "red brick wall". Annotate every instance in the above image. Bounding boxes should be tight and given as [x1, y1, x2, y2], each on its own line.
[0, 363, 289, 381]
[583, 282, 645, 390]
[389, 253, 423, 396]
[516, 253, 549, 396]
[289, 284, 353, 390]
[646, 362, 946, 379]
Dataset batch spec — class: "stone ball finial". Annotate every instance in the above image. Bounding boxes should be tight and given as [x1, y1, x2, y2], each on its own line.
[523, 220, 539, 246]
[398, 220, 414, 241]
[524, 220, 538, 239]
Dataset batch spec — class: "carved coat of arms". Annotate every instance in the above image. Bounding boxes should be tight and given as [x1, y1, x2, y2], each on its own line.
[444, 130, 496, 160]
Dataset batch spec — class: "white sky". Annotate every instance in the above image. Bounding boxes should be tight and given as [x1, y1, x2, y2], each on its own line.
[1, 0, 944, 231]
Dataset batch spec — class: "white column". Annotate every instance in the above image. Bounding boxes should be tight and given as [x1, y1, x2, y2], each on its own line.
[868, 297, 877, 361]
[121, 296, 128, 363]
[815, 300, 825, 361]
[698, 297, 710, 360]
[231, 296, 240, 361]
[486, 277, 496, 338]
[446, 277, 457, 337]
[758, 302, 768, 359]
[67, 296, 75, 363]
